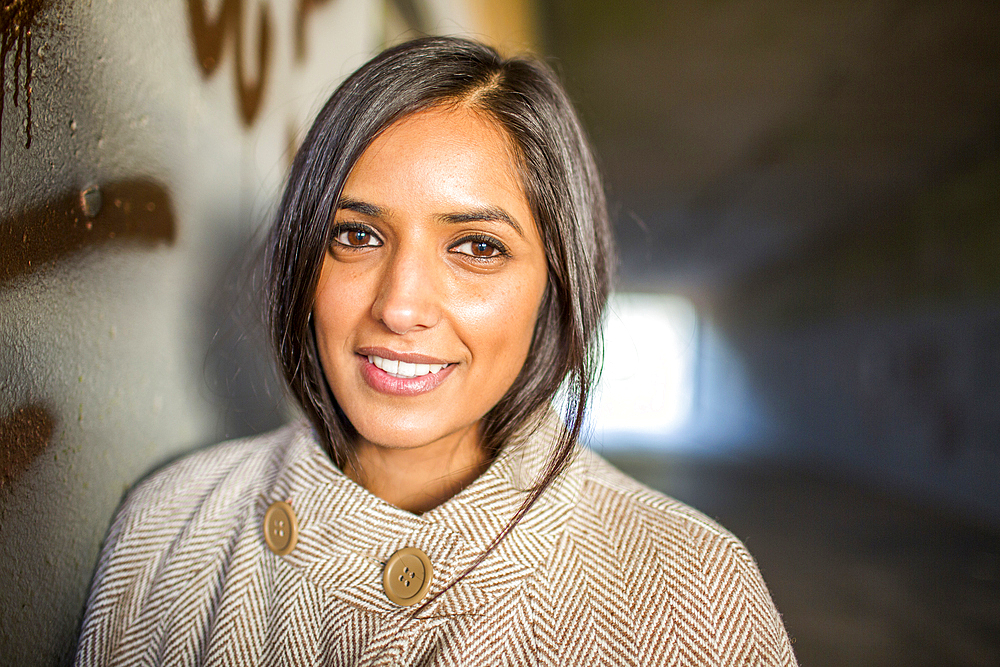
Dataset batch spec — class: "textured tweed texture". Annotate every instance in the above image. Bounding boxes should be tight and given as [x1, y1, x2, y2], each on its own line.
[75, 413, 797, 666]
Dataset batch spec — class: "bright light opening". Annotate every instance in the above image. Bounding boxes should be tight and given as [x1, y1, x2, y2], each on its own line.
[589, 293, 698, 439]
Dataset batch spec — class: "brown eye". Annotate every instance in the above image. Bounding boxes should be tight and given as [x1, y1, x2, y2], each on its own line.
[347, 230, 370, 246]
[453, 237, 507, 259]
[332, 226, 381, 248]
[471, 241, 495, 257]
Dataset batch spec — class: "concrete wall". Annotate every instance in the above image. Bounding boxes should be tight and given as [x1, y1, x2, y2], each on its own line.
[0, 1, 534, 663]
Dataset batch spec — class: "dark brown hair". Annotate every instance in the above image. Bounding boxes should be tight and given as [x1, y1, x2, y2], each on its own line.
[263, 36, 612, 587]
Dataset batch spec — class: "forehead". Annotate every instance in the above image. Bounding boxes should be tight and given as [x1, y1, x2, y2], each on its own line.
[342, 105, 528, 209]
[371, 104, 519, 162]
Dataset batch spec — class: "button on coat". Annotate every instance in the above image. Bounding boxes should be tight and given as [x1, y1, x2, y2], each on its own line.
[75, 412, 797, 666]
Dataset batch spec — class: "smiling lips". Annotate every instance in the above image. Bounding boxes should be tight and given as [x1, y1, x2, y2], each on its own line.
[358, 351, 455, 396]
[367, 354, 448, 378]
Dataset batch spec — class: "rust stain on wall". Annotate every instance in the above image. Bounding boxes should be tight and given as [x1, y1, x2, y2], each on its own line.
[187, 0, 272, 126]
[0, 0, 46, 184]
[0, 179, 176, 284]
[0, 403, 54, 489]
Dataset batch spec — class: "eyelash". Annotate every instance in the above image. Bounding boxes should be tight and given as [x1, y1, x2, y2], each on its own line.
[330, 223, 382, 249]
[329, 225, 510, 261]
[449, 234, 510, 261]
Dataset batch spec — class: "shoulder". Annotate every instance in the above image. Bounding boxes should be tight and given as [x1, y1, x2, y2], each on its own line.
[126, 424, 301, 501]
[111, 424, 302, 542]
[551, 449, 797, 665]
[75, 424, 312, 664]
[570, 448, 743, 556]
[91, 424, 308, 580]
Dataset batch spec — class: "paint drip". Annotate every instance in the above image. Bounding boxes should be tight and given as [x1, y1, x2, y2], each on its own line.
[1, 0, 46, 190]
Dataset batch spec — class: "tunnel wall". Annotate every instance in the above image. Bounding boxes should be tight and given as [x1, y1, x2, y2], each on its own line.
[538, 0, 1000, 529]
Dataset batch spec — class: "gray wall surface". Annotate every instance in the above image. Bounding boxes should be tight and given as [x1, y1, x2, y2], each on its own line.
[0, 0, 531, 662]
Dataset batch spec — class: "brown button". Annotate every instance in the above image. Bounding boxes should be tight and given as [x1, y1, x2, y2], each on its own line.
[263, 501, 298, 556]
[382, 547, 433, 606]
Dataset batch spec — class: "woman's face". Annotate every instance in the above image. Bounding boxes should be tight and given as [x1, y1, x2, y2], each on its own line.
[312, 105, 549, 453]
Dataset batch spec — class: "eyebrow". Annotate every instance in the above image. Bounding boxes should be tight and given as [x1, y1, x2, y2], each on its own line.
[337, 197, 383, 218]
[439, 207, 524, 237]
[337, 197, 525, 237]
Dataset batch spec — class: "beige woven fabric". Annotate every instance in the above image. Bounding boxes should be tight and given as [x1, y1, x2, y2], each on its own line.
[75, 413, 797, 666]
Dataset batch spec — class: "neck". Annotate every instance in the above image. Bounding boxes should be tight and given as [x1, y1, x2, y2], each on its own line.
[343, 423, 491, 514]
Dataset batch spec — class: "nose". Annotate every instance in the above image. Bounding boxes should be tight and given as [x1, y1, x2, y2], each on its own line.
[371, 245, 442, 335]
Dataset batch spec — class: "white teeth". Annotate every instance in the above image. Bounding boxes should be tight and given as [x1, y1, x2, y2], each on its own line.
[368, 355, 447, 379]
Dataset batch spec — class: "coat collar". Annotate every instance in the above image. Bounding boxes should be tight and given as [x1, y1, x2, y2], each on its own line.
[263, 410, 586, 618]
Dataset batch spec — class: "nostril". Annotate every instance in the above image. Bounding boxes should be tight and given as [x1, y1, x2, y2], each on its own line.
[370, 263, 443, 335]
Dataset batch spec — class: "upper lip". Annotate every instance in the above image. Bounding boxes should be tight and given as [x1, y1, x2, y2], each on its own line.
[357, 346, 452, 365]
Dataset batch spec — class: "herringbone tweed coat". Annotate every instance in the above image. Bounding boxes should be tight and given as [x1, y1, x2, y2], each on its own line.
[76, 412, 797, 666]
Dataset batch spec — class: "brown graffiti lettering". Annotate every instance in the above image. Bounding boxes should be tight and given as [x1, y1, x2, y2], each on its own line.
[0, 403, 55, 489]
[0, 179, 176, 285]
[184, 0, 432, 127]
[294, 0, 334, 63]
[187, 0, 271, 126]
[387, 0, 426, 34]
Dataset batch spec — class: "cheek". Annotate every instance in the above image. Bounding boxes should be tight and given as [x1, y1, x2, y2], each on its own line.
[313, 265, 371, 370]
[457, 272, 546, 366]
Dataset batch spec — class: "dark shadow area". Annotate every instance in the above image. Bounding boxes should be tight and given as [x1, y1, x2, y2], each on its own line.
[541, 0, 1000, 663]
[540, 0, 1000, 290]
[607, 451, 1000, 667]
[199, 226, 286, 441]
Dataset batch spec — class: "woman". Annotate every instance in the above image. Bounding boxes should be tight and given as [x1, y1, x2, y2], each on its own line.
[76, 37, 797, 665]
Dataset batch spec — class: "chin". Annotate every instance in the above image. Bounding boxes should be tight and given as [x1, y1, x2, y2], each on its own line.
[348, 413, 478, 451]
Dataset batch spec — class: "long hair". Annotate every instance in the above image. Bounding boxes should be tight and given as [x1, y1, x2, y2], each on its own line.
[263, 36, 613, 588]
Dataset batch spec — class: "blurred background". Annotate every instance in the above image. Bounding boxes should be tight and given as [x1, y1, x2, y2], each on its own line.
[1, 0, 997, 664]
